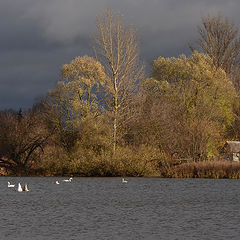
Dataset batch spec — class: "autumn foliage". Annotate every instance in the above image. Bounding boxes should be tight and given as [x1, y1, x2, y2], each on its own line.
[1, 11, 240, 178]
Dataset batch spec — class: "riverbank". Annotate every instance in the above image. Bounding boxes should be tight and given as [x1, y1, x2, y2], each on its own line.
[159, 161, 240, 179]
[1, 160, 240, 179]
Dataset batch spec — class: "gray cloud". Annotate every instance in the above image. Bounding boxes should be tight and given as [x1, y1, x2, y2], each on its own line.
[0, 0, 239, 110]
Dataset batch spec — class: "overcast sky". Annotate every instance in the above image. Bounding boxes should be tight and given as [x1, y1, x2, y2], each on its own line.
[0, 0, 240, 110]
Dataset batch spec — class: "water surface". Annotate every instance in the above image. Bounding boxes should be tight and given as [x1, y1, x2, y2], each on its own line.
[0, 177, 239, 239]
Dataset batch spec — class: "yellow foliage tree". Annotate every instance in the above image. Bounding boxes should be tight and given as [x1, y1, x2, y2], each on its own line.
[143, 52, 237, 161]
[48, 56, 107, 150]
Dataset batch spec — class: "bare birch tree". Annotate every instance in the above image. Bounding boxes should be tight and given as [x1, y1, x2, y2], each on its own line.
[93, 9, 144, 154]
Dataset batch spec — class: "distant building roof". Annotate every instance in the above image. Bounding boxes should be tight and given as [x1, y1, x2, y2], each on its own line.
[226, 141, 240, 153]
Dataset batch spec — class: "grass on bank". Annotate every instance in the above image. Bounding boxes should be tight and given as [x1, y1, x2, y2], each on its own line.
[161, 160, 240, 179]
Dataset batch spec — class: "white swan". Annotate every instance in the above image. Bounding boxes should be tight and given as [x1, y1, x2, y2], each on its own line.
[18, 183, 23, 192]
[62, 177, 73, 182]
[23, 184, 29, 192]
[55, 180, 60, 184]
[8, 181, 15, 187]
[122, 178, 128, 183]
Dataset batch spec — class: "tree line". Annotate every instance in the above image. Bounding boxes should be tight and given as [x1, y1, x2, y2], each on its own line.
[1, 10, 240, 177]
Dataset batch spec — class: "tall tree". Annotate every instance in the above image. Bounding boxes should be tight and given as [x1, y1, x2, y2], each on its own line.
[191, 14, 240, 89]
[93, 9, 144, 154]
[48, 56, 106, 151]
[142, 52, 237, 161]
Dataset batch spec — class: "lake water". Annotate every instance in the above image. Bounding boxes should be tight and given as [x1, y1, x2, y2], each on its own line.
[0, 177, 239, 240]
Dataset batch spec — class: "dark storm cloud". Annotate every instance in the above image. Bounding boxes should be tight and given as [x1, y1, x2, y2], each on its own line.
[0, 0, 240, 110]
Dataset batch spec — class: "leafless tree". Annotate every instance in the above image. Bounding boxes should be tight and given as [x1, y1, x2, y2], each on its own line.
[93, 9, 144, 154]
[0, 107, 50, 175]
[191, 14, 240, 88]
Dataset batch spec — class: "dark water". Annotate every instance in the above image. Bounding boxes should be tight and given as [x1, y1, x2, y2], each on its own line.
[0, 177, 240, 240]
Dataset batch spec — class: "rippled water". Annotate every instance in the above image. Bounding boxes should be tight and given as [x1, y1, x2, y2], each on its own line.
[0, 177, 240, 240]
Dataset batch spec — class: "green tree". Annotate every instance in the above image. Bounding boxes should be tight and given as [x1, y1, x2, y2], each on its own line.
[192, 14, 240, 143]
[142, 52, 236, 161]
[48, 56, 107, 151]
